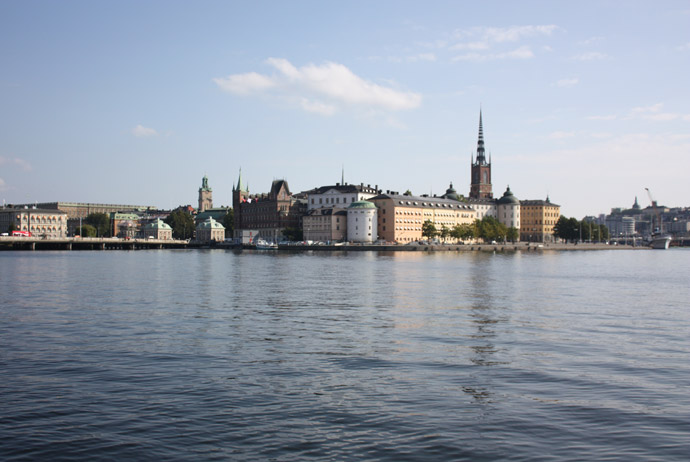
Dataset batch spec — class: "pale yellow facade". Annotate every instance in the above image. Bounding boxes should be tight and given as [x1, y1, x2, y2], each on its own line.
[519, 199, 561, 243]
[370, 195, 476, 243]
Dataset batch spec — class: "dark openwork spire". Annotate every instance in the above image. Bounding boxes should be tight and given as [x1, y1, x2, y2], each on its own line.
[476, 109, 486, 165]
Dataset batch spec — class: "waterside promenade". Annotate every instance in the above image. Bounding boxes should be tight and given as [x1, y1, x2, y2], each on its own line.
[0, 236, 188, 251]
[4, 236, 682, 252]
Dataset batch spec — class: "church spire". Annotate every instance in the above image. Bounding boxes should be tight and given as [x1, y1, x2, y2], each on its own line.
[476, 109, 486, 165]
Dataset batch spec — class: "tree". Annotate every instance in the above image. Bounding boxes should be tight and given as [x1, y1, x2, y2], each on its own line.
[403, 189, 412, 196]
[451, 223, 474, 242]
[476, 216, 507, 243]
[222, 208, 234, 238]
[85, 212, 110, 237]
[78, 224, 97, 237]
[506, 226, 519, 243]
[282, 226, 302, 242]
[165, 209, 195, 239]
[421, 220, 437, 240]
[439, 224, 450, 243]
[7, 222, 16, 233]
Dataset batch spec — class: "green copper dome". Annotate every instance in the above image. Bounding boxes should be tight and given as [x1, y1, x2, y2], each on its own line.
[348, 200, 376, 209]
[497, 186, 519, 205]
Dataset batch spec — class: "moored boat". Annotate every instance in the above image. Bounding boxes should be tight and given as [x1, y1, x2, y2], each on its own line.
[649, 234, 671, 250]
[255, 239, 278, 249]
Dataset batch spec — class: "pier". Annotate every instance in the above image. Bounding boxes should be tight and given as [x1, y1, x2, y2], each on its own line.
[0, 236, 189, 251]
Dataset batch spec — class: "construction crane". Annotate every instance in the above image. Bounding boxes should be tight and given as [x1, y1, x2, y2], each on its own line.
[645, 187, 662, 234]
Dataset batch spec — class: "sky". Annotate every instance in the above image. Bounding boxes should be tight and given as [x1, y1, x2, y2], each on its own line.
[1, 1, 689, 218]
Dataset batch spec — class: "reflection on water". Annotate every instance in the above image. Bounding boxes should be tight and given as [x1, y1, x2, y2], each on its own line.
[1, 249, 689, 461]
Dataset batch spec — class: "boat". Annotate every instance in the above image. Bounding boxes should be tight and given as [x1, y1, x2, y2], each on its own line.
[649, 234, 672, 250]
[255, 239, 278, 249]
[644, 188, 671, 249]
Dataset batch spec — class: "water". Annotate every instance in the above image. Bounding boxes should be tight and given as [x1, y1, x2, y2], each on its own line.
[1, 249, 689, 461]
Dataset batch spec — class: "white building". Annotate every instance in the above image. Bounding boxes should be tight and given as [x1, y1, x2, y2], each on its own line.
[496, 186, 521, 230]
[306, 183, 379, 211]
[347, 200, 377, 243]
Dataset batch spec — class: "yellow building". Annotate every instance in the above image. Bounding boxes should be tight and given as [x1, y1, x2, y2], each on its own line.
[369, 193, 476, 243]
[519, 197, 561, 243]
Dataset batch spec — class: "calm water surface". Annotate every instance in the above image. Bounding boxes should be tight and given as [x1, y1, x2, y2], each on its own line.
[1, 249, 689, 461]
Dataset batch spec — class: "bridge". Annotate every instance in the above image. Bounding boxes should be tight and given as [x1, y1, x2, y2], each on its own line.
[0, 236, 189, 251]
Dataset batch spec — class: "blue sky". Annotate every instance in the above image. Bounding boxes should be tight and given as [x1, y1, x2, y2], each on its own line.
[2, 1, 689, 218]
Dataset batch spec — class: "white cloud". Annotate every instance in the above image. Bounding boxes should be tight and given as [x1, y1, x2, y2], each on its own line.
[626, 103, 690, 121]
[452, 45, 534, 61]
[0, 156, 32, 171]
[214, 58, 422, 115]
[132, 125, 158, 137]
[571, 51, 607, 61]
[586, 114, 617, 121]
[482, 25, 559, 43]
[450, 41, 490, 51]
[212, 71, 276, 95]
[548, 131, 576, 140]
[407, 53, 437, 62]
[300, 99, 337, 116]
[0, 178, 7, 191]
[555, 78, 579, 87]
[676, 42, 690, 51]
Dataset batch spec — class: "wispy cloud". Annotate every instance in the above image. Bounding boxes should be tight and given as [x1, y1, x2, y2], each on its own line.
[555, 78, 579, 88]
[548, 131, 576, 140]
[448, 25, 558, 61]
[571, 51, 607, 61]
[0, 156, 32, 171]
[0, 178, 7, 191]
[586, 114, 617, 121]
[626, 103, 690, 121]
[676, 42, 690, 51]
[132, 125, 158, 137]
[452, 46, 534, 62]
[214, 58, 422, 116]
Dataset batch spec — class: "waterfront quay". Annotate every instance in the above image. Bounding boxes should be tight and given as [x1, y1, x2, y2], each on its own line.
[1, 236, 654, 252]
[0, 236, 188, 251]
[222, 242, 642, 252]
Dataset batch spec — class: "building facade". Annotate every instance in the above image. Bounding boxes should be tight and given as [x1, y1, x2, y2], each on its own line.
[196, 217, 225, 243]
[496, 186, 521, 230]
[519, 197, 561, 243]
[232, 171, 305, 240]
[305, 183, 379, 211]
[303, 207, 347, 242]
[0, 208, 68, 238]
[143, 219, 173, 240]
[347, 201, 378, 243]
[369, 193, 475, 243]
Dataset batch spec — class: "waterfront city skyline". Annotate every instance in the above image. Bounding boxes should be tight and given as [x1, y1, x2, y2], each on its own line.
[1, 1, 689, 219]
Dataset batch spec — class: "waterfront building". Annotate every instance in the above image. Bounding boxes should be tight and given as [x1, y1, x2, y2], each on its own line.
[111, 212, 141, 237]
[347, 201, 378, 243]
[195, 207, 230, 225]
[519, 197, 561, 243]
[198, 175, 213, 212]
[303, 207, 347, 242]
[369, 193, 475, 243]
[196, 217, 225, 243]
[13, 202, 155, 236]
[496, 186, 521, 230]
[117, 220, 138, 239]
[143, 219, 173, 240]
[232, 170, 305, 241]
[0, 207, 68, 238]
[305, 182, 379, 211]
[469, 110, 493, 200]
